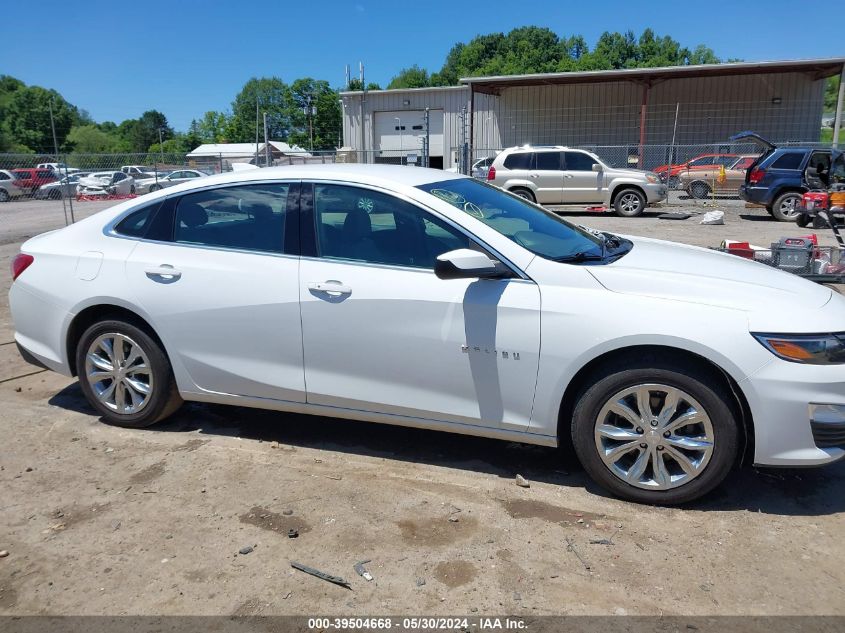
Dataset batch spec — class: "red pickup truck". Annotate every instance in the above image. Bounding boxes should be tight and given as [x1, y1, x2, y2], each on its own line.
[12, 168, 57, 195]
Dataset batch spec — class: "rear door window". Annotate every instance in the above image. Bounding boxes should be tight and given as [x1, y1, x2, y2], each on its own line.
[770, 152, 805, 170]
[173, 184, 290, 253]
[534, 151, 561, 171]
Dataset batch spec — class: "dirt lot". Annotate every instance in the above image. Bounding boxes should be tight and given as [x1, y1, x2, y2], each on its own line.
[1, 194, 844, 617]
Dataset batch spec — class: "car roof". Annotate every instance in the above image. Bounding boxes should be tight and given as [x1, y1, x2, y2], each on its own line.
[171, 164, 468, 189]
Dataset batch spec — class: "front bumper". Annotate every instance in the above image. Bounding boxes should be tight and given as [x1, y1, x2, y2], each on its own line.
[644, 182, 668, 204]
[745, 359, 845, 466]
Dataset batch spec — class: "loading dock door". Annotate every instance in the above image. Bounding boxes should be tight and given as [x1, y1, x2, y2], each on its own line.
[374, 110, 444, 168]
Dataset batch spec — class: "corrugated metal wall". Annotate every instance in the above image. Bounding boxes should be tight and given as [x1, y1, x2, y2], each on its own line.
[343, 71, 826, 166]
[340, 87, 469, 167]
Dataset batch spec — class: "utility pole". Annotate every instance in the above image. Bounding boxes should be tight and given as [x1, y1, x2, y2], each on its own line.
[255, 98, 260, 165]
[359, 62, 366, 164]
[158, 127, 164, 164]
[263, 112, 270, 166]
[424, 107, 430, 168]
[48, 99, 72, 225]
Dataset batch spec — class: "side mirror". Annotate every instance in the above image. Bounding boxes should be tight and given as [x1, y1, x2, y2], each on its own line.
[591, 163, 603, 172]
[434, 249, 512, 280]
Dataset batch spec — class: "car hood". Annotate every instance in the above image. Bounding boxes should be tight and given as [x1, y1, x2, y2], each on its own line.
[78, 175, 112, 187]
[606, 167, 654, 179]
[587, 236, 832, 313]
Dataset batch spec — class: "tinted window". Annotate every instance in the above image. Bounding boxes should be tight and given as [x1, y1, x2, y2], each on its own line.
[314, 184, 470, 269]
[688, 157, 714, 167]
[770, 152, 805, 170]
[417, 179, 604, 261]
[534, 151, 561, 170]
[564, 151, 598, 171]
[113, 173, 126, 182]
[114, 202, 162, 238]
[714, 156, 737, 166]
[174, 184, 289, 253]
[503, 153, 532, 170]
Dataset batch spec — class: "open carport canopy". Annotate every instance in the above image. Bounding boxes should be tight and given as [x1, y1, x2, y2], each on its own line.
[460, 58, 845, 94]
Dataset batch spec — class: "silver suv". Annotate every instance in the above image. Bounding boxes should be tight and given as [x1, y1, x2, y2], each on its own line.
[487, 146, 667, 216]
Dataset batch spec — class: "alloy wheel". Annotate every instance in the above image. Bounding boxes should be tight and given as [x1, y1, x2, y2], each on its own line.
[778, 196, 799, 219]
[594, 384, 715, 490]
[85, 333, 153, 415]
[619, 193, 642, 214]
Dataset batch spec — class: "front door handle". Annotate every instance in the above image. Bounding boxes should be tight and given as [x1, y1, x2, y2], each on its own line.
[308, 281, 352, 296]
[564, 174, 574, 178]
[145, 265, 182, 280]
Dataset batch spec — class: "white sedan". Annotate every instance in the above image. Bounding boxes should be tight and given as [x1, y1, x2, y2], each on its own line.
[134, 169, 208, 194]
[76, 171, 135, 197]
[9, 165, 845, 504]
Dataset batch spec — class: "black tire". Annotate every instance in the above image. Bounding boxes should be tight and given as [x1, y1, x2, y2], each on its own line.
[48, 189, 62, 200]
[667, 176, 680, 189]
[812, 214, 831, 229]
[771, 191, 803, 222]
[0, 188, 9, 202]
[76, 318, 182, 428]
[796, 213, 810, 228]
[570, 354, 739, 505]
[613, 188, 646, 217]
[688, 181, 711, 200]
[130, 185, 136, 194]
[149, 184, 162, 192]
[509, 187, 535, 203]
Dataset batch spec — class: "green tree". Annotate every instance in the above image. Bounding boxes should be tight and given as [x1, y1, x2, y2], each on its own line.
[345, 79, 381, 91]
[2, 85, 78, 152]
[189, 110, 230, 143]
[387, 65, 431, 89]
[228, 77, 295, 142]
[66, 124, 125, 153]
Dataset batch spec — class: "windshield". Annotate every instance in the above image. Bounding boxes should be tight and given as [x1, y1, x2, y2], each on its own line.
[417, 178, 615, 261]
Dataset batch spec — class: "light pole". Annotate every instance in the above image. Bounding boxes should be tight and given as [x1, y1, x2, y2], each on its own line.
[157, 127, 164, 164]
[394, 116, 402, 164]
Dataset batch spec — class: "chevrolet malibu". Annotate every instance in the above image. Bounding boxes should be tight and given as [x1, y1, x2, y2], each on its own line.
[9, 165, 845, 504]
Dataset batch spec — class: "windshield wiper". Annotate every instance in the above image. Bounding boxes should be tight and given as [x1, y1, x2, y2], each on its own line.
[554, 250, 606, 263]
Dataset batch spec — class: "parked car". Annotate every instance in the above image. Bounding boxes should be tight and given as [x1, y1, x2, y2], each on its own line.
[0, 169, 26, 202]
[134, 169, 208, 194]
[653, 153, 739, 188]
[732, 131, 840, 221]
[34, 172, 90, 199]
[679, 155, 759, 199]
[76, 171, 135, 197]
[37, 162, 79, 175]
[10, 165, 845, 505]
[487, 145, 666, 216]
[11, 168, 57, 195]
[121, 165, 156, 179]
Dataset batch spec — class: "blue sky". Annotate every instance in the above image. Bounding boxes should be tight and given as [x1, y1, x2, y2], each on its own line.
[2, 0, 842, 131]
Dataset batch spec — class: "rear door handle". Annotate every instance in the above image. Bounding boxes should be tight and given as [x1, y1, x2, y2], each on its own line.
[145, 265, 182, 280]
[529, 173, 539, 179]
[308, 281, 352, 295]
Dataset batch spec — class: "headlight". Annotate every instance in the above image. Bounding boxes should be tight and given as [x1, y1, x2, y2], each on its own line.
[646, 174, 659, 184]
[752, 333, 845, 364]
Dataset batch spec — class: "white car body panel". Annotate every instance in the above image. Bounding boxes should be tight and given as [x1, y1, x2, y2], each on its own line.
[8, 164, 845, 471]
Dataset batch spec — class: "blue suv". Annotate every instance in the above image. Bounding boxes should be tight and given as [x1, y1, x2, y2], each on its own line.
[731, 131, 836, 221]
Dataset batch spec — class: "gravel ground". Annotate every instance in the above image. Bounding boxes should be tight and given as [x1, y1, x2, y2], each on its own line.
[1, 192, 844, 617]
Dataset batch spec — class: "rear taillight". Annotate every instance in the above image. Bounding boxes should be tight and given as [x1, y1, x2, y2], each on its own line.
[11, 253, 34, 281]
[487, 165, 496, 181]
[749, 168, 765, 184]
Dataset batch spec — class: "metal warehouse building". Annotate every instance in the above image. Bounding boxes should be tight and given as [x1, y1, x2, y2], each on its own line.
[340, 57, 845, 171]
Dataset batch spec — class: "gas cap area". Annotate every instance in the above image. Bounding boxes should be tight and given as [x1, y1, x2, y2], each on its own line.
[75, 252, 104, 281]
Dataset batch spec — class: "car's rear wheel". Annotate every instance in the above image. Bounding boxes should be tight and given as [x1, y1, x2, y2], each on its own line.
[571, 356, 739, 504]
[689, 181, 711, 199]
[509, 187, 535, 203]
[48, 189, 62, 200]
[0, 189, 9, 202]
[76, 319, 182, 428]
[613, 188, 646, 217]
[771, 191, 802, 222]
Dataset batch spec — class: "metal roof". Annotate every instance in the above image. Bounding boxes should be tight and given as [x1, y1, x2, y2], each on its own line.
[460, 58, 845, 94]
[340, 85, 468, 96]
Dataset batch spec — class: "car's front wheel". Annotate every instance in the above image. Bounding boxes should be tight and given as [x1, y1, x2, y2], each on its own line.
[76, 319, 182, 428]
[571, 355, 739, 504]
[613, 188, 646, 217]
[688, 180, 711, 199]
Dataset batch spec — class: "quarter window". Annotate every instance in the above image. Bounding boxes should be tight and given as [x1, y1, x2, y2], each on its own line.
[770, 152, 805, 170]
[313, 184, 470, 269]
[173, 184, 289, 253]
[113, 201, 163, 238]
[503, 153, 532, 170]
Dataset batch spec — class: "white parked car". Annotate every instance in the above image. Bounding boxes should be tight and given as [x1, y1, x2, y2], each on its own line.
[76, 171, 135, 197]
[9, 165, 845, 504]
[488, 145, 667, 216]
[0, 169, 25, 201]
[134, 169, 208, 194]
